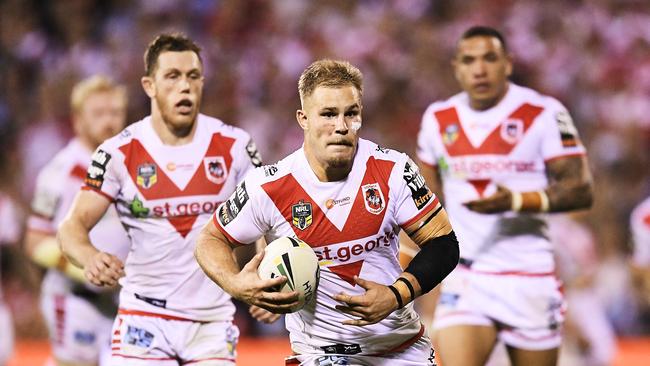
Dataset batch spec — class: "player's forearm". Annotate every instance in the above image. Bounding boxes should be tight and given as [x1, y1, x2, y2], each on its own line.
[194, 227, 241, 296]
[57, 217, 99, 269]
[545, 180, 593, 212]
[26, 230, 64, 269]
[544, 155, 593, 212]
[402, 232, 459, 297]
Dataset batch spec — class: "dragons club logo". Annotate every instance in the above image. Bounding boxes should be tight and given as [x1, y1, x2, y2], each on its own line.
[361, 183, 385, 215]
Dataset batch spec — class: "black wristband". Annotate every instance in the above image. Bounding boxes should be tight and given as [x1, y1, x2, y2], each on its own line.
[387, 285, 403, 309]
[396, 277, 415, 302]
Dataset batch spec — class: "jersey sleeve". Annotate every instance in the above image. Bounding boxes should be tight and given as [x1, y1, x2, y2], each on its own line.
[28, 165, 62, 233]
[393, 155, 439, 228]
[540, 98, 587, 161]
[83, 145, 121, 201]
[235, 135, 263, 184]
[212, 171, 268, 245]
[416, 104, 442, 167]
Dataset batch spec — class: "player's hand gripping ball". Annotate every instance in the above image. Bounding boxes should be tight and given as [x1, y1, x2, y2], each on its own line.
[258, 236, 320, 312]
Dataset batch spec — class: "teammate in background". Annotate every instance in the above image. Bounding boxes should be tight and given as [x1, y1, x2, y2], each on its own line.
[58, 33, 265, 365]
[416, 26, 593, 366]
[25, 76, 130, 366]
[196, 59, 459, 366]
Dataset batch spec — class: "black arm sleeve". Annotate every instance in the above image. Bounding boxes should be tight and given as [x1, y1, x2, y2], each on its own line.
[404, 231, 459, 294]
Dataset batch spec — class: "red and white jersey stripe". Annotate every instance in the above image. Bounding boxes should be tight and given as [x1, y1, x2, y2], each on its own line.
[215, 138, 439, 354]
[85, 114, 259, 321]
[417, 83, 587, 273]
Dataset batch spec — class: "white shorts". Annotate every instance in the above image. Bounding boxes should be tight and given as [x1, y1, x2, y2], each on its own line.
[110, 309, 238, 365]
[432, 267, 565, 350]
[285, 332, 436, 366]
[0, 302, 14, 365]
[41, 292, 114, 364]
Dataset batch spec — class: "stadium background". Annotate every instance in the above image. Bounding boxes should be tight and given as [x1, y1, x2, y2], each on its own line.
[0, 0, 649, 364]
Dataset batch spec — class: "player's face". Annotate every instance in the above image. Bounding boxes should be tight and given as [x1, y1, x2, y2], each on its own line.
[145, 51, 203, 132]
[453, 36, 512, 110]
[298, 85, 362, 170]
[76, 91, 126, 148]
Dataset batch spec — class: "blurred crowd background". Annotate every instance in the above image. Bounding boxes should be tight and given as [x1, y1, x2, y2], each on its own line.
[0, 0, 649, 351]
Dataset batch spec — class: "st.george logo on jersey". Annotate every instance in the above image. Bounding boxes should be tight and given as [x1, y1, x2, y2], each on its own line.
[362, 183, 385, 215]
[136, 163, 157, 189]
[500, 118, 524, 144]
[292, 200, 313, 230]
[203, 156, 228, 184]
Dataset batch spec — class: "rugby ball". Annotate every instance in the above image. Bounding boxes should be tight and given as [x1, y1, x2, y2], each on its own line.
[257, 236, 320, 312]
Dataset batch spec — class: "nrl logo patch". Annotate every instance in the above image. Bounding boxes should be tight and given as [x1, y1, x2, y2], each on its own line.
[204, 156, 228, 184]
[136, 163, 157, 189]
[292, 200, 313, 231]
[362, 183, 385, 215]
[443, 123, 459, 145]
[500, 118, 524, 144]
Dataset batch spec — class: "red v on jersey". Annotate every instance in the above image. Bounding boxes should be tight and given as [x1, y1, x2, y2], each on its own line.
[262, 157, 394, 286]
[328, 260, 364, 286]
[119, 133, 235, 237]
[70, 164, 88, 181]
[435, 103, 543, 196]
[262, 157, 395, 247]
[434, 103, 544, 156]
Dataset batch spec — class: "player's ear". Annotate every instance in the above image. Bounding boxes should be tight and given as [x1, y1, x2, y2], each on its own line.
[296, 109, 308, 131]
[451, 59, 461, 82]
[505, 53, 514, 77]
[141, 76, 155, 98]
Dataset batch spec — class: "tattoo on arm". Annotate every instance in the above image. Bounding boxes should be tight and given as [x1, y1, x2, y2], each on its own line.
[545, 155, 593, 212]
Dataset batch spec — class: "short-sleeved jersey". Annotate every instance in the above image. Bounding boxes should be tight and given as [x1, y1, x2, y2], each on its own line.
[631, 196, 650, 267]
[214, 138, 440, 355]
[84, 114, 260, 322]
[417, 83, 586, 273]
[27, 138, 130, 295]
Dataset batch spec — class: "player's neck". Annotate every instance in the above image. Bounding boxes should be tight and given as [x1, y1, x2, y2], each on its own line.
[469, 82, 509, 111]
[76, 136, 98, 154]
[304, 147, 354, 183]
[150, 108, 198, 146]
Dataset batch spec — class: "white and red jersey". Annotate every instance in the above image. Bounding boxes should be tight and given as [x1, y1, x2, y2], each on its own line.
[631, 196, 650, 267]
[417, 83, 586, 273]
[214, 138, 439, 355]
[27, 138, 130, 295]
[84, 114, 260, 322]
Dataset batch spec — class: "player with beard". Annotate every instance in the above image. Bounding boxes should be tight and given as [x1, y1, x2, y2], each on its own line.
[195, 59, 460, 365]
[58, 34, 267, 365]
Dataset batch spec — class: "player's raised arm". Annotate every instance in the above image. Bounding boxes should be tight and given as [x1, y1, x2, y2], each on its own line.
[58, 190, 124, 287]
[195, 213, 300, 314]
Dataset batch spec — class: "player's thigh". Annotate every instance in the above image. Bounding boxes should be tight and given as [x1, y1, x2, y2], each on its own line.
[41, 293, 112, 365]
[506, 345, 558, 366]
[0, 302, 14, 365]
[434, 325, 498, 366]
[108, 315, 178, 366]
[178, 321, 238, 365]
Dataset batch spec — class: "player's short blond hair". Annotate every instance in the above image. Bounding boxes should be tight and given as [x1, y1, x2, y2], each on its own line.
[70, 75, 127, 116]
[298, 59, 363, 106]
